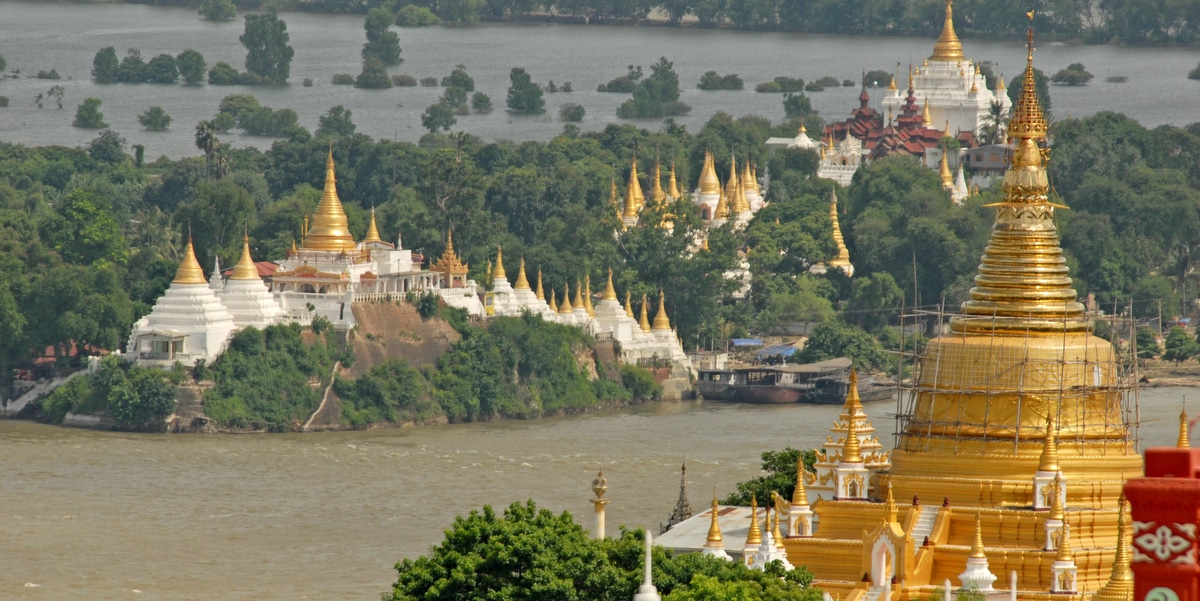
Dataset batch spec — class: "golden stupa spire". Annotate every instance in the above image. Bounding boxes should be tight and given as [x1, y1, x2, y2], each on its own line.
[939, 150, 953, 189]
[627, 154, 645, 212]
[610, 177, 620, 219]
[603, 268, 618, 301]
[698, 151, 721, 195]
[1038, 412, 1061, 473]
[996, 73, 1007, 92]
[772, 501, 785, 549]
[706, 493, 723, 544]
[1180, 407, 1190, 448]
[713, 188, 729, 220]
[930, 0, 964, 62]
[1056, 520, 1074, 562]
[843, 367, 863, 413]
[742, 161, 759, 198]
[723, 155, 739, 205]
[573, 279, 585, 312]
[888, 72, 898, 91]
[650, 156, 666, 205]
[304, 150, 356, 251]
[231, 232, 260, 281]
[514, 258, 530, 290]
[624, 290, 634, 318]
[843, 371, 863, 463]
[535, 269, 545, 300]
[493, 246, 506, 281]
[970, 511, 986, 558]
[583, 275, 595, 317]
[1049, 473, 1066, 521]
[668, 161, 681, 199]
[364, 207, 383, 244]
[793, 456, 809, 506]
[652, 291, 671, 331]
[638, 294, 651, 332]
[559, 285, 573, 313]
[174, 235, 207, 285]
[1093, 492, 1134, 601]
[829, 190, 852, 269]
[745, 494, 762, 546]
[884, 482, 898, 524]
[922, 99, 934, 127]
[548, 289, 558, 312]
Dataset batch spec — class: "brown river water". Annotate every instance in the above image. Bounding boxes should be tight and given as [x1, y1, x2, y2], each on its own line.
[0, 387, 1191, 600]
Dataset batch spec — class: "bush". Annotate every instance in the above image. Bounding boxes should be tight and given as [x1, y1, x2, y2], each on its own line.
[420, 76, 438, 87]
[235, 71, 267, 85]
[414, 291, 441, 318]
[145, 53, 178, 84]
[755, 81, 782, 93]
[138, 106, 172, 131]
[176, 49, 206, 85]
[619, 364, 660, 400]
[73, 97, 107, 128]
[600, 76, 637, 93]
[117, 49, 147, 83]
[355, 58, 393, 89]
[804, 81, 824, 92]
[396, 5, 439, 27]
[471, 91, 492, 113]
[211, 111, 236, 132]
[559, 102, 585, 122]
[506, 67, 544, 114]
[1052, 63, 1094, 86]
[783, 91, 814, 118]
[774, 76, 805, 92]
[863, 69, 893, 87]
[815, 75, 840, 87]
[0, 96, 8, 108]
[208, 61, 239, 85]
[302, 77, 313, 87]
[198, 0, 236, 21]
[332, 73, 355, 85]
[842, 79, 855, 86]
[1190, 63, 1200, 80]
[698, 70, 743, 90]
[36, 69, 61, 80]
[561, 82, 572, 92]
[662, 100, 691, 116]
[392, 73, 417, 86]
[334, 359, 432, 426]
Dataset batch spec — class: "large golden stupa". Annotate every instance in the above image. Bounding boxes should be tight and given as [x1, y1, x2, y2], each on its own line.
[783, 17, 1140, 601]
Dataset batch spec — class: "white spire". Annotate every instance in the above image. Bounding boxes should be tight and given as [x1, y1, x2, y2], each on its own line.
[633, 531, 661, 601]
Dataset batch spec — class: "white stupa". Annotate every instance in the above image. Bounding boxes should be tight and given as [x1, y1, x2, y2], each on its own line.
[220, 234, 285, 329]
[488, 246, 523, 316]
[126, 237, 236, 367]
[591, 269, 638, 343]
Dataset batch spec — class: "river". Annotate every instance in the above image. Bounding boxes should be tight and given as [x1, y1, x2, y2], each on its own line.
[1, 3, 1197, 159]
[0, 386, 1190, 600]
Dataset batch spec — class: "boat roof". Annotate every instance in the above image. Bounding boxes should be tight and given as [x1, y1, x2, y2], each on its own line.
[735, 357, 852, 374]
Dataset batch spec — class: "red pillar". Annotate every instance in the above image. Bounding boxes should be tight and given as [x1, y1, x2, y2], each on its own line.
[1125, 447, 1200, 601]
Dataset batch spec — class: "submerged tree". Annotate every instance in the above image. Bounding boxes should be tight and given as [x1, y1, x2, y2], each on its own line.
[240, 12, 295, 84]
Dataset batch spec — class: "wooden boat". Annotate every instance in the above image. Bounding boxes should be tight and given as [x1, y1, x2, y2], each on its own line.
[695, 357, 853, 404]
[806, 373, 894, 405]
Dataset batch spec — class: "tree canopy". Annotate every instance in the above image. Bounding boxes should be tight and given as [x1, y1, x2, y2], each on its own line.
[240, 12, 295, 84]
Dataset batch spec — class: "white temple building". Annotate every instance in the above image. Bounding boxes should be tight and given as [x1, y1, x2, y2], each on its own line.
[219, 234, 286, 329]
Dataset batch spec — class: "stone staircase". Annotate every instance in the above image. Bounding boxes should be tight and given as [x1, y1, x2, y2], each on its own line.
[910, 505, 938, 545]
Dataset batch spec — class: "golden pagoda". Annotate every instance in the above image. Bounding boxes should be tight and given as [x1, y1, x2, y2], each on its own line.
[535, 269, 545, 300]
[303, 151, 357, 252]
[723, 156, 739, 208]
[698, 151, 721, 196]
[492, 246, 507, 281]
[548, 290, 558, 312]
[650, 157, 667, 206]
[939, 149, 954, 190]
[431, 230, 469, 288]
[742, 161, 760, 200]
[624, 290, 634, 318]
[638, 294, 651, 332]
[627, 154, 645, 213]
[930, 0, 964, 62]
[667, 161, 682, 199]
[651, 291, 670, 331]
[363, 207, 384, 245]
[713, 189, 729, 220]
[573, 279, 585, 313]
[230, 233, 260, 281]
[583, 275, 595, 317]
[603, 268, 618, 302]
[922, 99, 934, 127]
[782, 17, 1141, 600]
[559, 285, 573, 313]
[827, 190, 853, 275]
[514, 258, 531, 291]
[174, 236, 208, 285]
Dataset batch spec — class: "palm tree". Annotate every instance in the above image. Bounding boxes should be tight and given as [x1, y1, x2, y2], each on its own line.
[194, 120, 220, 178]
[979, 99, 1008, 145]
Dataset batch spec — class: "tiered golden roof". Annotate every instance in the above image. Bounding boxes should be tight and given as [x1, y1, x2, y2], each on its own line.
[652, 292, 670, 331]
[173, 236, 208, 285]
[930, 0, 964, 62]
[303, 151, 357, 251]
[230, 233, 260, 281]
[364, 208, 384, 244]
[431, 231, 469, 278]
[698, 151, 721, 195]
[514, 258, 531, 290]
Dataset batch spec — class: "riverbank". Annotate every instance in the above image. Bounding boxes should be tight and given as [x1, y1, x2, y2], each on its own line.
[1140, 362, 1200, 388]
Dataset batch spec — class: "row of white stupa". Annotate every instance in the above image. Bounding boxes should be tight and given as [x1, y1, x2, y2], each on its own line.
[488, 248, 689, 367]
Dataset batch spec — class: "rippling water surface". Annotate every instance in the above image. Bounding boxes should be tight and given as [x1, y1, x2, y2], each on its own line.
[0, 387, 1190, 600]
[1, 2, 1197, 159]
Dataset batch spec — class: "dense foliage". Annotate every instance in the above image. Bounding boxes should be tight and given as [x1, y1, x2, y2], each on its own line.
[722, 447, 817, 505]
[240, 12, 295, 84]
[388, 500, 820, 601]
[34, 355, 177, 430]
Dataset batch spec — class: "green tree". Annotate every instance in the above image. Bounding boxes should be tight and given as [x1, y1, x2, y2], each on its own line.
[110, 368, 177, 431]
[73, 97, 107, 128]
[362, 7, 403, 65]
[316, 105, 356, 138]
[117, 48, 147, 83]
[195, 119, 221, 178]
[208, 61, 239, 85]
[722, 447, 817, 505]
[1136, 326, 1161, 360]
[240, 12, 295, 84]
[355, 57, 393, 89]
[176, 49, 207, 85]
[783, 92, 815, 119]
[42, 188, 129, 267]
[145, 53, 178, 84]
[1007, 67, 1052, 121]
[1163, 326, 1198, 364]
[506, 67, 545, 114]
[559, 103, 586, 122]
[88, 129, 127, 164]
[421, 102, 457, 134]
[442, 64, 475, 92]
[1051, 63, 1094, 86]
[92, 46, 119, 83]
[198, 0, 236, 21]
[471, 91, 493, 113]
[0, 283, 27, 390]
[138, 106, 172, 131]
[846, 272, 904, 334]
[796, 319, 888, 371]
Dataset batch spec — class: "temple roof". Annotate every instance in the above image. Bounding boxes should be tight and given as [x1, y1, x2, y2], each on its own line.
[431, 230, 469, 277]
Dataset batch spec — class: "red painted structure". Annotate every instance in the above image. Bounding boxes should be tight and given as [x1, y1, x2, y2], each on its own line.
[1125, 446, 1200, 601]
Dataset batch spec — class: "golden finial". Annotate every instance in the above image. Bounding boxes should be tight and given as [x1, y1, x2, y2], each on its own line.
[603, 268, 618, 301]
[698, 151, 721, 195]
[559, 285, 573, 313]
[627, 153, 645, 212]
[548, 289, 558, 312]
[1039, 412, 1061, 473]
[535, 269, 545, 300]
[230, 232, 260, 281]
[1049, 473, 1065, 521]
[638, 294, 651, 332]
[922, 99, 933, 127]
[746, 494, 762, 546]
[668, 161, 681, 199]
[706, 493, 723, 544]
[573, 279, 585, 312]
[793, 456, 809, 506]
[843, 367, 863, 413]
[908, 63, 914, 89]
[939, 150, 953, 189]
[1093, 492, 1134, 601]
[885, 481, 898, 524]
[742, 161, 759, 198]
[829, 190, 852, 269]
[970, 511, 986, 558]
[1180, 406, 1190, 448]
[650, 155, 666, 205]
[772, 499, 785, 548]
[888, 73, 897, 91]
[290, 238, 297, 256]
[652, 291, 671, 331]
[723, 155, 739, 205]
[514, 258, 530, 290]
[996, 73, 1007, 91]
[173, 235, 208, 285]
[931, 0, 964, 62]
[1056, 520, 1074, 562]
[493, 246, 506, 281]
[364, 207, 383, 244]
[584, 275, 595, 317]
[843, 381, 863, 464]
[624, 290, 634, 318]
[1007, 12, 1048, 143]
